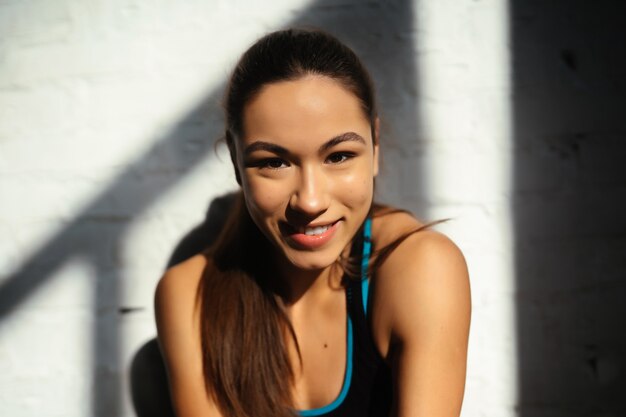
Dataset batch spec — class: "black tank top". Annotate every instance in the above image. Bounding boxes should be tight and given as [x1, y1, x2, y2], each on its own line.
[297, 218, 392, 417]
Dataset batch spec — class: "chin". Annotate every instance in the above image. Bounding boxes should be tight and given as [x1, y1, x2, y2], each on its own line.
[281, 247, 344, 272]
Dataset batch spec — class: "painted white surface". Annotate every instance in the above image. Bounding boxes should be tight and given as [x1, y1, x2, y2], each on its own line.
[414, 1, 516, 415]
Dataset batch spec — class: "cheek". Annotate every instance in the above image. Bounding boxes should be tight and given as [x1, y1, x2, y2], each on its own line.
[336, 169, 375, 207]
[242, 178, 289, 218]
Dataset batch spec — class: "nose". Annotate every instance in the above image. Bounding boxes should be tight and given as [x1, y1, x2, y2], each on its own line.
[288, 165, 329, 218]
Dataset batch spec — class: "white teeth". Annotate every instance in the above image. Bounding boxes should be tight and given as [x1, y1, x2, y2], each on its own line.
[304, 225, 330, 236]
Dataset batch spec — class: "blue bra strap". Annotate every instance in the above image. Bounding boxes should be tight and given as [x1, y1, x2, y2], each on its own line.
[361, 217, 372, 314]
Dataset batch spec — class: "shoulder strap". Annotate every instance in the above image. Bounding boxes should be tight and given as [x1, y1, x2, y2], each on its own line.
[360, 217, 372, 315]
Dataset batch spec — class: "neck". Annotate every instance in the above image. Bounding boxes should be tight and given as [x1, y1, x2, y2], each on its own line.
[271, 259, 344, 307]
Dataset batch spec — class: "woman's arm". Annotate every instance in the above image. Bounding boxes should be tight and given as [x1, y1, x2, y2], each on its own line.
[154, 255, 224, 417]
[372, 227, 471, 417]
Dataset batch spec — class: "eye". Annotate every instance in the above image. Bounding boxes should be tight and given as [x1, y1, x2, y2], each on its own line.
[326, 152, 353, 164]
[259, 158, 288, 169]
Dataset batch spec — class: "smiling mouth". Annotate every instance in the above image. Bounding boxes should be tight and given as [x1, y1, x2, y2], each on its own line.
[283, 220, 338, 234]
[301, 224, 333, 236]
[279, 220, 341, 249]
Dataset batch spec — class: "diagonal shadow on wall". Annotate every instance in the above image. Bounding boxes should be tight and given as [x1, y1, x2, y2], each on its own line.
[0, 1, 426, 416]
[511, 1, 626, 415]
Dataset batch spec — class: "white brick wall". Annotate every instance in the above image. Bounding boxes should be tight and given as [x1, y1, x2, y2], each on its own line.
[2, 1, 624, 416]
[0, 1, 309, 415]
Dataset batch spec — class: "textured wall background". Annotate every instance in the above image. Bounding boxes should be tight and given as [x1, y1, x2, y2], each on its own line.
[511, 1, 626, 416]
[0, 1, 624, 416]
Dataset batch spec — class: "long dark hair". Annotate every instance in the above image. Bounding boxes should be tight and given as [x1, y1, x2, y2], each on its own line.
[197, 29, 418, 417]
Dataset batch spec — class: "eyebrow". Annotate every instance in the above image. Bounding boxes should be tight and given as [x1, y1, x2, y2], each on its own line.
[243, 131, 366, 156]
[320, 131, 366, 152]
[243, 141, 288, 156]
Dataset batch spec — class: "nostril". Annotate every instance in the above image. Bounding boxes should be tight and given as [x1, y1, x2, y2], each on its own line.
[285, 200, 328, 223]
[289, 190, 322, 211]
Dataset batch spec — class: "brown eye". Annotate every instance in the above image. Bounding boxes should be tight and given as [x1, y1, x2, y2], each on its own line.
[326, 152, 353, 164]
[261, 158, 288, 169]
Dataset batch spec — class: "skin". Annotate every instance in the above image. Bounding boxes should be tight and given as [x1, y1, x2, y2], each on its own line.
[235, 75, 378, 299]
[155, 75, 471, 417]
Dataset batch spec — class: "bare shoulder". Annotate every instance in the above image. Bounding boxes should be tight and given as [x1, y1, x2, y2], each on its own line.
[154, 253, 221, 416]
[155, 254, 208, 312]
[369, 209, 471, 355]
[154, 253, 210, 364]
[371, 208, 425, 248]
[154, 253, 210, 361]
[369, 210, 471, 415]
[371, 209, 467, 286]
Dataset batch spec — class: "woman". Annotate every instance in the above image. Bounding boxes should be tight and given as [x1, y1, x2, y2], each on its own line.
[155, 29, 470, 417]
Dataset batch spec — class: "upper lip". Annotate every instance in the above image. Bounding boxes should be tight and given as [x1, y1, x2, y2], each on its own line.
[281, 219, 339, 233]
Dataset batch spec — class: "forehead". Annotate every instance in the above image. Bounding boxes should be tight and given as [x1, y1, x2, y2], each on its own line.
[240, 76, 372, 151]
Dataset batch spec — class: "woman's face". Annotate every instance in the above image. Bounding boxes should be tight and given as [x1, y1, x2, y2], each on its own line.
[234, 75, 378, 272]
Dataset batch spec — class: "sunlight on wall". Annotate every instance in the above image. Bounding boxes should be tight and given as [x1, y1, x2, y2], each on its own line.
[414, 0, 516, 415]
[0, 257, 93, 417]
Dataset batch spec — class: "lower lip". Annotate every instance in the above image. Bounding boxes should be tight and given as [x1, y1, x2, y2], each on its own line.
[287, 221, 340, 249]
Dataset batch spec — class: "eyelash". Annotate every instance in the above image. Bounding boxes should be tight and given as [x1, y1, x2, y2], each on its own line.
[258, 158, 288, 170]
[253, 152, 356, 170]
[326, 152, 354, 164]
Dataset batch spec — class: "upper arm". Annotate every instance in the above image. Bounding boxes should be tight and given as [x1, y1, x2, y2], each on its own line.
[154, 255, 223, 417]
[371, 230, 471, 417]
